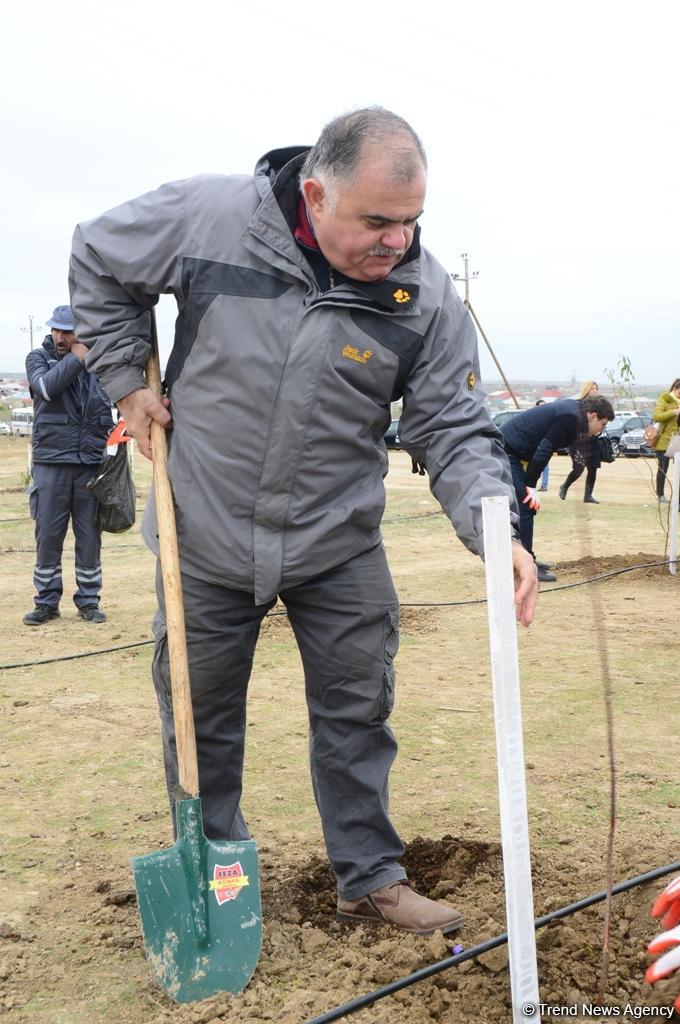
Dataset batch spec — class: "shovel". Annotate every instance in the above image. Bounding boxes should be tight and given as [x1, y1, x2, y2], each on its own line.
[131, 313, 262, 1003]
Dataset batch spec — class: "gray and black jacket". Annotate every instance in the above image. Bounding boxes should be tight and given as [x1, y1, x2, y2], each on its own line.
[26, 336, 113, 464]
[69, 147, 518, 603]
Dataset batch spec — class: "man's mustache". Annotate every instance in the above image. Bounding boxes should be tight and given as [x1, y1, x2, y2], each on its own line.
[366, 246, 405, 258]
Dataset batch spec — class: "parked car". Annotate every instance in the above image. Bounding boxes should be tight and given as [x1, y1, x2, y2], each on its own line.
[606, 412, 652, 457]
[0, 421, 10, 435]
[492, 409, 521, 429]
[619, 427, 656, 457]
[383, 418, 401, 449]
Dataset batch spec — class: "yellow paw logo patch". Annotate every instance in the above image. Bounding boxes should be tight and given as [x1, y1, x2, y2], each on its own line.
[467, 371, 476, 390]
[393, 289, 411, 304]
[342, 345, 373, 365]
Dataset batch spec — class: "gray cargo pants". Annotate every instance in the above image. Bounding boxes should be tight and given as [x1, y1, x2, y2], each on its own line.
[28, 463, 102, 610]
[151, 543, 407, 900]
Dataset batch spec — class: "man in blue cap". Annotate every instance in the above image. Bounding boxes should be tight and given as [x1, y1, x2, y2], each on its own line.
[23, 305, 114, 625]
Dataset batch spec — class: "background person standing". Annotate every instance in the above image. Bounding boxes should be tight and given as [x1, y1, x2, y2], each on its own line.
[23, 305, 113, 625]
[651, 378, 680, 504]
[558, 381, 602, 504]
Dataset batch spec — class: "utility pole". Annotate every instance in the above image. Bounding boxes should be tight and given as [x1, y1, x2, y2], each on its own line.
[20, 315, 42, 352]
[452, 252, 478, 305]
[451, 254, 519, 409]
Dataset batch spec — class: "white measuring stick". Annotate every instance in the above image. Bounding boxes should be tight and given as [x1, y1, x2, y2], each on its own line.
[670, 454, 679, 576]
[482, 496, 541, 1023]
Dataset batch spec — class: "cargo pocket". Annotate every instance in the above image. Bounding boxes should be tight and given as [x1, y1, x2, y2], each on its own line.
[379, 605, 400, 719]
[26, 480, 38, 522]
[151, 611, 171, 710]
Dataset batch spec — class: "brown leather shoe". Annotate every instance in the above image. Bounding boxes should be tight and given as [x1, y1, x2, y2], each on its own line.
[337, 880, 463, 936]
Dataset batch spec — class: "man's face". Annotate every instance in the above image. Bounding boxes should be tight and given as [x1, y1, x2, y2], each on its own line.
[302, 155, 427, 283]
[587, 413, 610, 436]
[52, 329, 76, 355]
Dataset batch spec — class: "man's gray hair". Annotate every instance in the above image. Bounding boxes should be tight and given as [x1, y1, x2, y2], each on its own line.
[299, 107, 427, 202]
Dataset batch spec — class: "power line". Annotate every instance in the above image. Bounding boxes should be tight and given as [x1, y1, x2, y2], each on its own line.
[0, 60, 256, 160]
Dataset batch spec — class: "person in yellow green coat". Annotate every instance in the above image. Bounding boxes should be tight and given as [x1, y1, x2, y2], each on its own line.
[651, 379, 680, 503]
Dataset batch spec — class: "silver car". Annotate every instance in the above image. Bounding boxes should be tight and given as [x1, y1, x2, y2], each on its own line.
[619, 427, 656, 457]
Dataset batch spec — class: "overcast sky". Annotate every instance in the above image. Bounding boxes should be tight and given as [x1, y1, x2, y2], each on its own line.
[1, 0, 677, 385]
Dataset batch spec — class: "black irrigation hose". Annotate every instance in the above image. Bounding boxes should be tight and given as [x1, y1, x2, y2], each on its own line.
[383, 510, 444, 524]
[0, 639, 155, 669]
[405, 559, 680, 606]
[1, 561, 677, 671]
[0, 510, 443, 527]
[305, 861, 680, 1024]
[0, 610, 290, 670]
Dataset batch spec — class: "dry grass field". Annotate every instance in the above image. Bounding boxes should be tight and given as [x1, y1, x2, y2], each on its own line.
[1, 435, 678, 1023]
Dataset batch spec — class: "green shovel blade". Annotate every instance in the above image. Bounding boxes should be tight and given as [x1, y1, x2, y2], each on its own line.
[132, 797, 262, 1003]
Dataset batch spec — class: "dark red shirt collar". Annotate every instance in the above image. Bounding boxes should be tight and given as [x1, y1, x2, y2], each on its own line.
[294, 196, 318, 249]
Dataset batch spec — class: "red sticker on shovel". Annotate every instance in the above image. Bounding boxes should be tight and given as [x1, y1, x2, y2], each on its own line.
[209, 862, 250, 905]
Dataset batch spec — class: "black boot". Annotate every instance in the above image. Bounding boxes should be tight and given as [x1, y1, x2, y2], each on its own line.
[23, 605, 60, 626]
[561, 466, 581, 500]
[584, 487, 599, 504]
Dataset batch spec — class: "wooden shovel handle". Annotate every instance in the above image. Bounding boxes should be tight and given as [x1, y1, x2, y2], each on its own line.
[147, 312, 199, 797]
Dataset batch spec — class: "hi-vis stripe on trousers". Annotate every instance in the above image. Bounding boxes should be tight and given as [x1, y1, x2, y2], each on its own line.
[28, 462, 102, 610]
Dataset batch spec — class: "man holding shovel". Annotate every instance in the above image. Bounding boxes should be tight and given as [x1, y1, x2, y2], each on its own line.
[69, 107, 537, 937]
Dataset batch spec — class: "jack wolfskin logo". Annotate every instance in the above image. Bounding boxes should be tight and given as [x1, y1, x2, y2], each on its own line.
[209, 862, 249, 905]
[393, 289, 411, 304]
[342, 345, 373, 365]
[467, 371, 476, 390]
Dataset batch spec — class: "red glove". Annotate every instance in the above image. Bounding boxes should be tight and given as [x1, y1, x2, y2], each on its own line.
[646, 875, 680, 1012]
[522, 486, 541, 511]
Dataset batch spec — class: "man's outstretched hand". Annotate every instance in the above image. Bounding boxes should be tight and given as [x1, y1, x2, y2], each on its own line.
[511, 542, 538, 627]
[522, 486, 541, 511]
[116, 387, 171, 460]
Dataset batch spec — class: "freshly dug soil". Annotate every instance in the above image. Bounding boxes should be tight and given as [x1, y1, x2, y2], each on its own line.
[2, 834, 678, 1023]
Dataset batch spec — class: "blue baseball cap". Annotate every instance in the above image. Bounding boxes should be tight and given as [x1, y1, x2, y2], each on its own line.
[46, 305, 74, 331]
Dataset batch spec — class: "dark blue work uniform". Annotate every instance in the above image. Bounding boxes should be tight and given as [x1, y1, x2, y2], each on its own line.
[500, 399, 585, 557]
[25, 336, 113, 611]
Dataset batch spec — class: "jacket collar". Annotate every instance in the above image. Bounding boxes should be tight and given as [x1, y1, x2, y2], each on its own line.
[42, 335, 64, 361]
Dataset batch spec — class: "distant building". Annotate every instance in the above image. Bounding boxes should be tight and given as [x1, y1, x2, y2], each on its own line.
[538, 386, 565, 401]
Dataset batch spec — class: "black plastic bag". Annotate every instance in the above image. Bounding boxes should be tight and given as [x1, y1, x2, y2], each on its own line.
[598, 434, 616, 464]
[87, 444, 136, 533]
